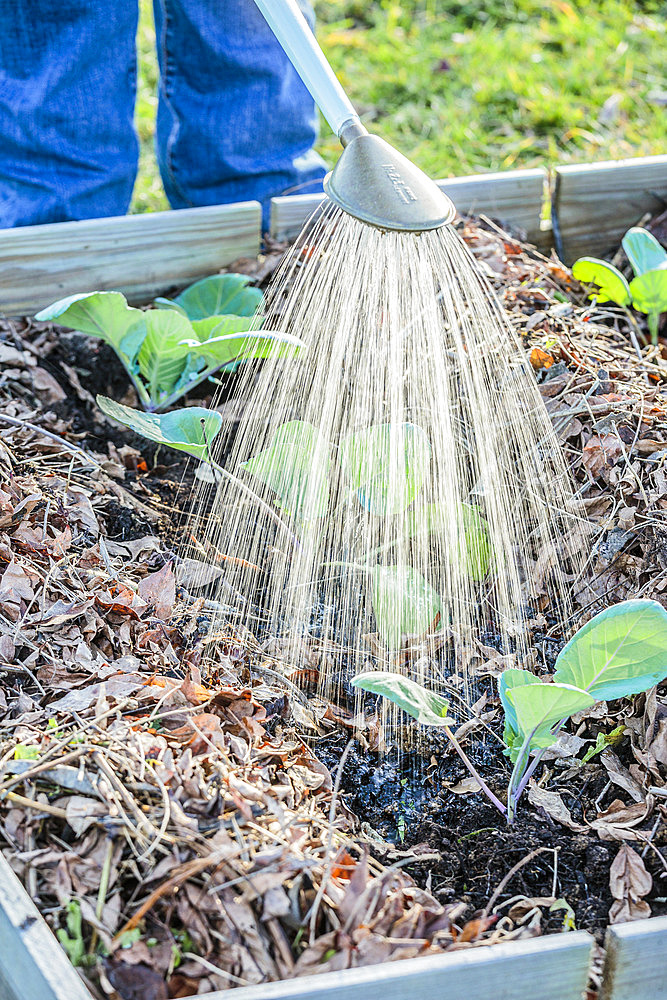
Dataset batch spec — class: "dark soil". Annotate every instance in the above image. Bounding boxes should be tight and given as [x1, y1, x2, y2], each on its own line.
[316, 727, 636, 935]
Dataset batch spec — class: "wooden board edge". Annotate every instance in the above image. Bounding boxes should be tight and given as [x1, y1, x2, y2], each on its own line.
[0, 201, 262, 316]
[199, 932, 593, 1000]
[599, 916, 667, 1000]
[0, 852, 92, 1000]
[0, 201, 262, 246]
[552, 153, 667, 179]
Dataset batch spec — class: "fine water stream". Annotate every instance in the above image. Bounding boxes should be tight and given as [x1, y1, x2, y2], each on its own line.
[188, 208, 584, 701]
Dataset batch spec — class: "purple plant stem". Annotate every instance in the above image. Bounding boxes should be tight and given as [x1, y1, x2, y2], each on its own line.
[444, 726, 507, 816]
[512, 747, 547, 806]
[512, 715, 571, 810]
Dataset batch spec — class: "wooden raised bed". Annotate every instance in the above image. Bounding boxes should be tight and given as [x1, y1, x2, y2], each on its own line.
[1, 848, 595, 1000]
[1, 153, 666, 1000]
[1, 154, 664, 317]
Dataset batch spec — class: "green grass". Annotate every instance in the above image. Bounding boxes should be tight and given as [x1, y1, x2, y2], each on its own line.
[130, 0, 667, 214]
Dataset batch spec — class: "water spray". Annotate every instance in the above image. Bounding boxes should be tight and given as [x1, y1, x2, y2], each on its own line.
[186, 3, 583, 709]
[253, 0, 456, 232]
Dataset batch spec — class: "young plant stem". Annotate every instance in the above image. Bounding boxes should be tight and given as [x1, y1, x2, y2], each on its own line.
[200, 419, 221, 486]
[89, 836, 115, 954]
[443, 725, 506, 817]
[512, 715, 569, 810]
[158, 368, 220, 412]
[621, 307, 651, 385]
[113, 352, 151, 410]
[157, 336, 301, 412]
[506, 729, 535, 825]
[648, 311, 660, 346]
[622, 306, 649, 349]
[158, 357, 247, 412]
[206, 455, 302, 552]
[512, 747, 546, 805]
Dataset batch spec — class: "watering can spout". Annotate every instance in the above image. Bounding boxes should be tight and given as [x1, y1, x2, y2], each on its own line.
[324, 128, 456, 232]
[252, 0, 456, 232]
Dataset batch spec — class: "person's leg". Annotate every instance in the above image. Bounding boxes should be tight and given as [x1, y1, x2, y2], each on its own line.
[153, 0, 326, 230]
[0, 2, 139, 228]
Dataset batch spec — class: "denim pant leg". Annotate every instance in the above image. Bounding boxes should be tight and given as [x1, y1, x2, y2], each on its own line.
[0, 2, 138, 228]
[153, 0, 326, 231]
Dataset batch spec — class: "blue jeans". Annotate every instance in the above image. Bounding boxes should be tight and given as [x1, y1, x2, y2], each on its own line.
[0, 1, 325, 230]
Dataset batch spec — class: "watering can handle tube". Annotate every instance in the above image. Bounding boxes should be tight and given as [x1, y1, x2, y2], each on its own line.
[252, 0, 366, 143]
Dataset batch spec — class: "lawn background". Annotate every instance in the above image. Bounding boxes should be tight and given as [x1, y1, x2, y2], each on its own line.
[131, 0, 667, 214]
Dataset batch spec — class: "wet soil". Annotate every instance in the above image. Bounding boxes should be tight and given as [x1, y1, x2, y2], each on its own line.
[316, 725, 622, 934]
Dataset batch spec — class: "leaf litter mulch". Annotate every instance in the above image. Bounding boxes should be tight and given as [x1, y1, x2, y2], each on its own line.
[0, 214, 666, 999]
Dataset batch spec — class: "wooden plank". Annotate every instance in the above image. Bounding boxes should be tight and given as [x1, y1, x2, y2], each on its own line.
[0, 202, 262, 316]
[270, 168, 547, 246]
[599, 915, 667, 1000]
[0, 852, 92, 1000]
[441, 168, 547, 246]
[269, 191, 327, 242]
[553, 155, 667, 264]
[202, 932, 593, 1000]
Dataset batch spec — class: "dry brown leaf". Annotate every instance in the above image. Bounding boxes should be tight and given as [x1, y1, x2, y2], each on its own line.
[590, 798, 650, 841]
[530, 347, 555, 370]
[106, 959, 169, 1000]
[138, 561, 175, 620]
[528, 781, 587, 832]
[175, 557, 224, 588]
[541, 732, 587, 761]
[32, 367, 67, 402]
[600, 749, 645, 803]
[582, 433, 625, 479]
[609, 843, 652, 923]
[62, 795, 108, 836]
[48, 676, 145, 714]
[0, 558, 35, 607]
[261, 886, 291, 920]
[443, 776, 482, 795]
[169, 713, 224, 755]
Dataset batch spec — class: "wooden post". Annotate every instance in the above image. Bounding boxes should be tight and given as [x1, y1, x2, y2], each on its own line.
[552, 155, 667, 264]
[0, 853, 92, 1000]
[599, 915, 667, 1000]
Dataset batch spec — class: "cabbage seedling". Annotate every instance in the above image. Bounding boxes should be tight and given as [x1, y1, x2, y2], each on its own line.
[240, 419, 491, 650]
[573, 227, 667, 345]
[354, 599, 667, 823]
[36, 275, 302, 411]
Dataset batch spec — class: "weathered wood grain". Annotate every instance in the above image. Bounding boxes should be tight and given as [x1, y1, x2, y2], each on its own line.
[204, 932, 593, 1000]
[270, 168, 548, 246]
[0, 852, 92, 1000]
[0, 202, 262, 316]
[553, 155, 667, 263]
[599, 915, 667, 1000]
